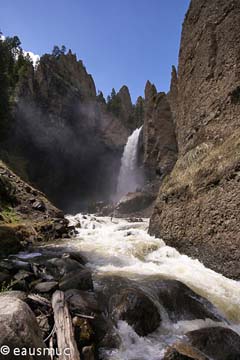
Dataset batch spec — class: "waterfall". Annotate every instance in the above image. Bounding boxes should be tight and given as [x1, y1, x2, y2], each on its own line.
[116, 126, 143, 200]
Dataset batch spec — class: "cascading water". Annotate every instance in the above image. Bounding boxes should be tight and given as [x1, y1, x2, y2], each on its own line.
[116, 126, 143, 200]
[63, 214, 240, 360]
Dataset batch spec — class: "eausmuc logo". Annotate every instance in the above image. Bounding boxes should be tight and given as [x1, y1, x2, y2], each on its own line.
[0, 346, 71, 357]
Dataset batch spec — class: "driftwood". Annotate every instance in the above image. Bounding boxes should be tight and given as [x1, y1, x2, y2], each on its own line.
[75, 313, 95, 320]
[52, 290, 80, 360]
[28, 293, 52, 307]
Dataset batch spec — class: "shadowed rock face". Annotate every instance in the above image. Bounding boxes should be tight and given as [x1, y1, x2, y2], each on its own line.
[149, 0, 240, 279]
[143, 81, 178, 180]
[12, 52, 130, 212]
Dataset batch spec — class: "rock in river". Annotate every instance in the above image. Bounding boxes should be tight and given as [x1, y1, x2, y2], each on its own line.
[109, 287, 161, 336]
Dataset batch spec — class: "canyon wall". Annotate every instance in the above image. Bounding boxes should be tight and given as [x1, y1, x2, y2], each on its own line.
[143, 81, 178, 180]
[149, 0, 240, 279]
[11, 52, 136, 211]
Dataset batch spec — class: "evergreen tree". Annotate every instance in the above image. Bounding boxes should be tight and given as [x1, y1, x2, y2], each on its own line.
[97, 91, 106, 104]
[52, 45, 67, 57]
[61, 45, 66, 54]
[110, 88, 116, 99]
[52, 45, 61, 57]
[106, 88, 122, 117]
[0, 35, 32, 140]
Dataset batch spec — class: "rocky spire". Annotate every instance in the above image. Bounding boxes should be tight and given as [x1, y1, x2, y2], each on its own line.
[117, 85, 132, 115]
[168, 65, 178, 123]
[144, 81, 157, 101]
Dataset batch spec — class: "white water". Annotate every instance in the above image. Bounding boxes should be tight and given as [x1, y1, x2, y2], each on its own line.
[61, 214, 240, 359]
[116, 126, 143, 200]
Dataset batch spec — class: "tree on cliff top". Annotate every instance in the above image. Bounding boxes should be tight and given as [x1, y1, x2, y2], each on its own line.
[0, 34, 32, 141]
[97, 91, 106, 104]
[107, 88, 122, 117]
[52, 45, 67, 57]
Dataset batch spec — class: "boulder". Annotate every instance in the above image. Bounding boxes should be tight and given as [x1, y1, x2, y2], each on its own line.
[65, 289, 100, 315]
[116, 191, 156, 215]
[59, 269, 93, 292]
[163, 327, 240, 360]
[0, 290, 27, 301]
[153, 280, 225, 322]
[66, 289, 110, 345]
[0, 224, 23, 256]
[0, 296, 49, 359]
[62, 251, 88, 266]
[46, 257, 85, 280]
[109, 287, 161, 336]
[34, 281, 58, 293]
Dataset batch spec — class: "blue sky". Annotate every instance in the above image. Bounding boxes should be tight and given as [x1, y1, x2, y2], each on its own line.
[0, 0, 190, 102]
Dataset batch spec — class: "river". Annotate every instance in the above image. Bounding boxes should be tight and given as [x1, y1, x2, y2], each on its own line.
[46, 213, 240, 360]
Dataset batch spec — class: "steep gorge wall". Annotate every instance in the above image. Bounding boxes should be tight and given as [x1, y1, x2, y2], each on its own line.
[149, 0, 240, 279]
[11, 52, 132, 211]
[176, 0, 240, 154]
[143, 81, 178, 180]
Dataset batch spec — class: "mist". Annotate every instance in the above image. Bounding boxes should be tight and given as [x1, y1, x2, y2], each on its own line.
[11, 98, 122, 212]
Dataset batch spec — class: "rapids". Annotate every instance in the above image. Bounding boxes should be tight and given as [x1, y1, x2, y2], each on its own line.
[54, 213, 240, 360]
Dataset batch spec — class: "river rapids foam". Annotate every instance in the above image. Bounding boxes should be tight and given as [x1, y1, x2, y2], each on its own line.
[60, 214, 240, 359]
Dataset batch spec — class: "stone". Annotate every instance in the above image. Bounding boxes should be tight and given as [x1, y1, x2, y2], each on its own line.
[34, 281, 58, 293]
[11, 259, 32, 271]
[163, 327, 240, 360]
[0, 271, 11, 285]
[46, 257, 85, 280]
[82, 345, 95, 360]
[116, 191, 156, 215]
[0, 296, 49, 360]
[0, 290, 27, 301]
[153, 280, 225, 322]
[32, 200, 46, 211]
[65, 289, 100, 315]
[65, 289, 109, 345]
[59, 269, 93, 292]
[109, 287, 161, 336]
[0, 224, 23, 256]
[62, 251, 88, 266]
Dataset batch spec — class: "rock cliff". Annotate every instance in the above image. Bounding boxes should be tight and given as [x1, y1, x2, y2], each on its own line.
[149, 0, 240, 279]
[12, 51, 130, 211]
[0, 161, 69, 256]
[143, 81, 178, 180]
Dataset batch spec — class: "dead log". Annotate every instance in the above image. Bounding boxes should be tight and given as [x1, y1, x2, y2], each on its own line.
[52, 290, 80, 360]
[75, 313, 95, 320]
[28, 293, 52, 307]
